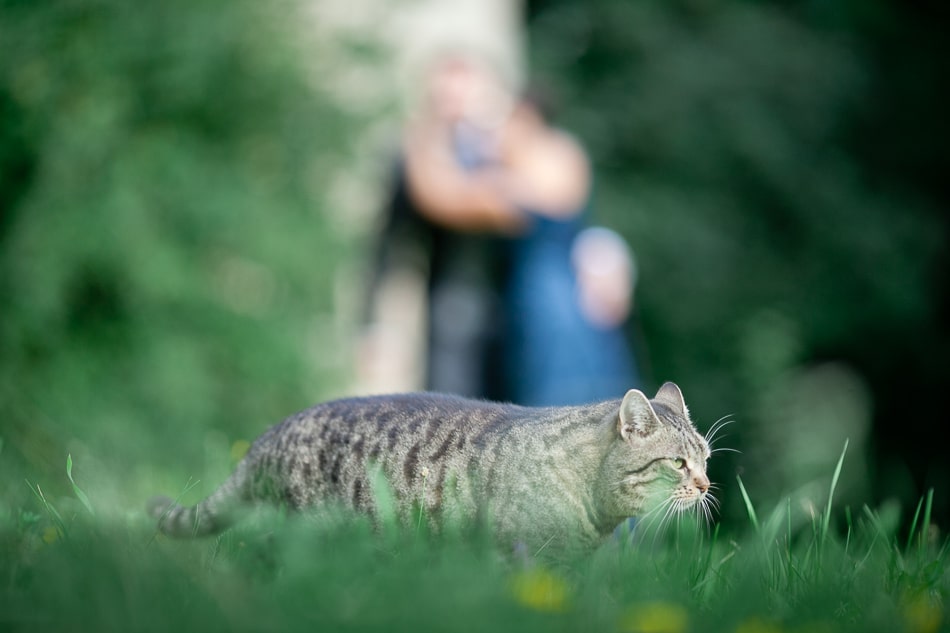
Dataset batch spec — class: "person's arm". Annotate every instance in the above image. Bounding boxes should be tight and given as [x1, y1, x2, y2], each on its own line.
[500, 128, 591, 219]
[401, 122, 527, 235]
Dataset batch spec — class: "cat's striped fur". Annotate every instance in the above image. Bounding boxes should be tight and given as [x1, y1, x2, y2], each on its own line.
[148, 382, 713, 550]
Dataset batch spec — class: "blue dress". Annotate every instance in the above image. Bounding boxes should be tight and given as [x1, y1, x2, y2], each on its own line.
[504, 211, 639, 406]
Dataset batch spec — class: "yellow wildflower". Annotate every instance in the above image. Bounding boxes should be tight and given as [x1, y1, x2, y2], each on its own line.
[903, 595, 943, 633]
[41, 526, 59, 544]
[619, 601, 689, 633]
[510, 567, 570, 613]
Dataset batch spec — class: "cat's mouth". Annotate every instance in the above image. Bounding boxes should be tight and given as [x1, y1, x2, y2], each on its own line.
[653, 485, 713, 516]
[680, 487, 717, 523]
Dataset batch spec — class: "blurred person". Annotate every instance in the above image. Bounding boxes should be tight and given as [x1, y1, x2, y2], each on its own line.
[360, 50, 641, 404]
[359, 52, 519, 400]
[492, 97, 641, 405]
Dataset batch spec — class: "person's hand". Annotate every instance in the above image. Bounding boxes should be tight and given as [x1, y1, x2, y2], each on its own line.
[402, 121, 527, 235]
[572, 227, 636, 328]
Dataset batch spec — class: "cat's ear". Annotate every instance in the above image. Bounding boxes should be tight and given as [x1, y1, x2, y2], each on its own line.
[654, 382, 688, 419]
[619, 389, 661, 440]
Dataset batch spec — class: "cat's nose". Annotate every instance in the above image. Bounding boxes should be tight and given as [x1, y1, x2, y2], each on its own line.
[694, 474, 710, 494]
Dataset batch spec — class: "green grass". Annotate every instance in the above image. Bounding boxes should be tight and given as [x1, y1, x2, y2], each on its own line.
[1, 454, 947, 633]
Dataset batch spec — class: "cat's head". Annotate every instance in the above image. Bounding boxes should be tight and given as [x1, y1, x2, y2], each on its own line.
[599, 382, 714, 526]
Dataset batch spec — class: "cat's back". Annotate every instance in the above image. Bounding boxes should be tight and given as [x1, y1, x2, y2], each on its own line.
[279, 391, 522, 439]
[243, 392, 532, 509]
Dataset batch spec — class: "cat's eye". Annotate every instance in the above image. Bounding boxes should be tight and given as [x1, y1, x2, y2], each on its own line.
[672, 458, 687, 469]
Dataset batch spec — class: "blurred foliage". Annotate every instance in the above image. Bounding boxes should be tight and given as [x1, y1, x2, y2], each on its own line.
[525, 0, 949, 523]
[0, 0, 354, 506]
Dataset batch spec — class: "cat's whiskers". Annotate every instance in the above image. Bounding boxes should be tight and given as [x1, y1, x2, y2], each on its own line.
[704, 416, 736, 451]
[704, 415, 735, 443]
[614, 467, 718, 539]
[704, 416, 739, 461]
[642, 491, 697, 539]
[646, 498, 679, 546]
[698, 491, 717, 526]
[631, 485, 720, 548]
[702, 484, 721, 508]
[635, 495, 675, 531]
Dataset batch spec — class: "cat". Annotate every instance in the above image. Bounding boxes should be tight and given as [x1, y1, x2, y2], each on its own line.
[148, 382, 714, 552]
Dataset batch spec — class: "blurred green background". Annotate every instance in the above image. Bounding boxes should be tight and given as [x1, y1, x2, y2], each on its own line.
[0, 0, 358, 511]
[524, 0, 949, 526]
[1, 0, 947, 532]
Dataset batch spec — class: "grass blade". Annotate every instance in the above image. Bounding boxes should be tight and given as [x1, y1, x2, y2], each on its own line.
[736, 476, 759, 533]
[25, 479, 68, 539]
[844, 506, 853, 558]
[919, 488, 934, 550]
[821, 439, 849, 546]
[905, 495, 924, 552]
[66, 454, 95, 516]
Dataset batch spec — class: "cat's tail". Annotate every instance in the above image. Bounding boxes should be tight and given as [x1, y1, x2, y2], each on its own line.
[147, 465, 248, 538]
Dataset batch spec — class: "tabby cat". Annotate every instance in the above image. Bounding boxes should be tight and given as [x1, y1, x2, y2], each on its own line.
[148, 382, 714, 551]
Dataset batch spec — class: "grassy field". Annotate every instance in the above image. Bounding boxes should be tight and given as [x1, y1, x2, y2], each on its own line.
[1, 447, 946, 633]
